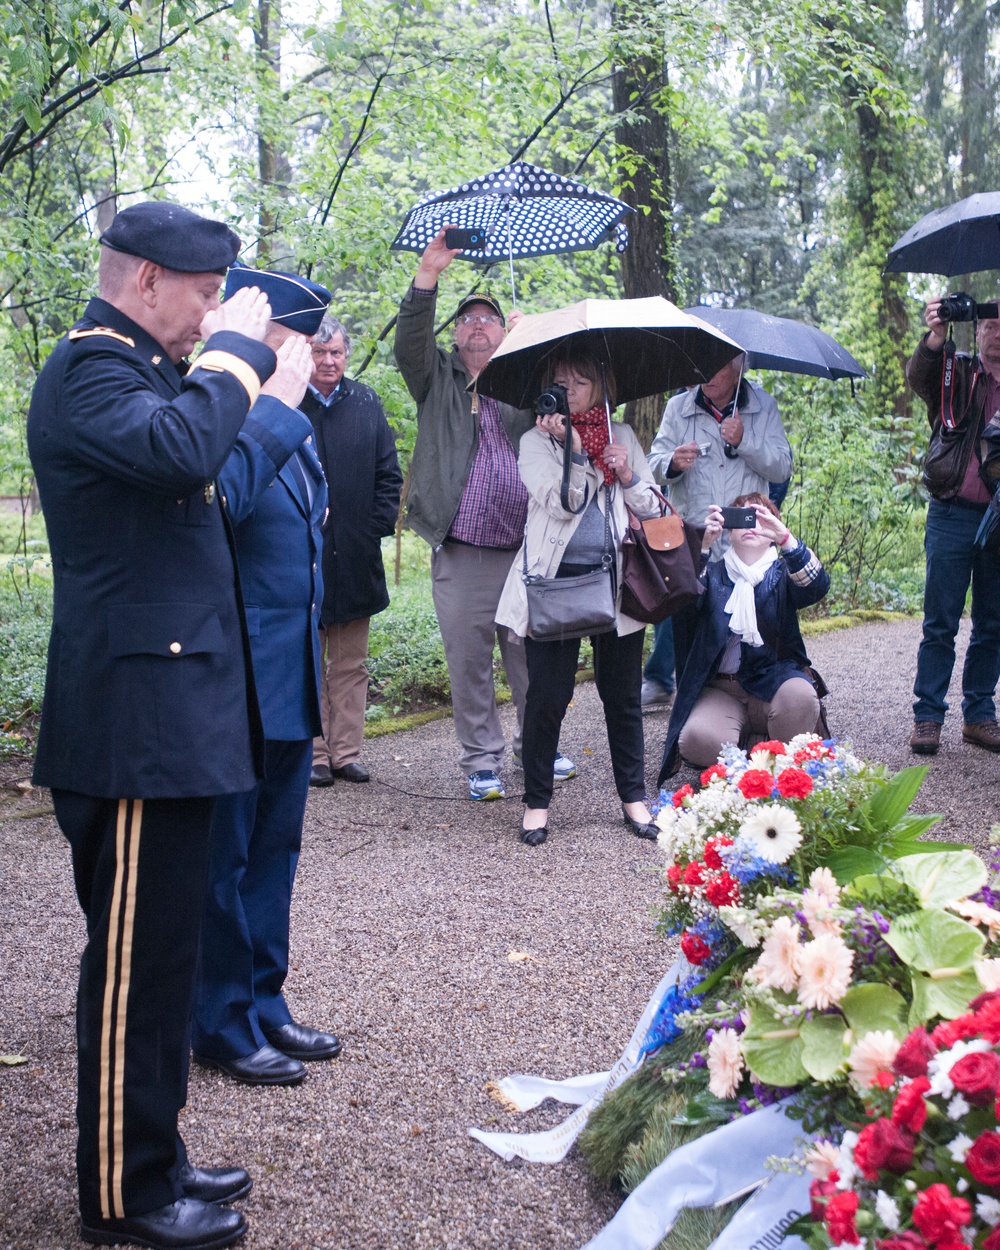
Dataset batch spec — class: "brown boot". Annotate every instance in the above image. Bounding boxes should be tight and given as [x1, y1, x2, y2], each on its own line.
[963, 721, 1000, 752]
[910, 721, 942, 755]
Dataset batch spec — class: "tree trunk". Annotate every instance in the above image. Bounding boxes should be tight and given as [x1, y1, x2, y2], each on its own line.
[255, 0, 292, 263]
[612, 1, 675, 451]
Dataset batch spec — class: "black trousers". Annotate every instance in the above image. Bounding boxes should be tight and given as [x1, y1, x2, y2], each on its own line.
[53, 790, 216, 1221]
[522, 628, 646, 808]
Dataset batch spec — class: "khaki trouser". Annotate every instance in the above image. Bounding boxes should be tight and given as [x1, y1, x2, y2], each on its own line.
[678, 673, 820, 768]
[313, 618, 371, 769]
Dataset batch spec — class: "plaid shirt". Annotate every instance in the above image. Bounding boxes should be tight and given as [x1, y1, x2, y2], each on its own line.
[447, 394, 528, 548]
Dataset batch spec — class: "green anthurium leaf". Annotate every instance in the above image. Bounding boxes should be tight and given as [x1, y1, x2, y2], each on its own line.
[741, 1002, 808, 1088]
[886, 909, 984, 972]
[909, 967, 983, 1025]
[864, 765, 928, 833]
[800, 1013, 848, 1081]
[892, 840, 971, 857]
[840, 983, 909, 1038]
[827, 847, 889, 885]
[888, 851, 987, 907]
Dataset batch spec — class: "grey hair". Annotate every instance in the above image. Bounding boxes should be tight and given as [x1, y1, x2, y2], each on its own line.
[312, 314, 351, 356]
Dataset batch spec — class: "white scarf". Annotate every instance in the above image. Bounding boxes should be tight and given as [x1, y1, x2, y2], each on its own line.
[722, 546, 779, 648]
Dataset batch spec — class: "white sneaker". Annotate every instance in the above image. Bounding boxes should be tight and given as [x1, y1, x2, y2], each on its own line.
[511, 751, 578, 782]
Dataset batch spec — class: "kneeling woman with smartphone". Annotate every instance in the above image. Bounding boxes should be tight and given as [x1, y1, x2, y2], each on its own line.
[657, 492, 829, 784]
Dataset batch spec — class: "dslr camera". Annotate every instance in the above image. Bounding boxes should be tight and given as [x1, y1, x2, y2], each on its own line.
[938, 291, 1000, 323]
[536, 383, 570, 417]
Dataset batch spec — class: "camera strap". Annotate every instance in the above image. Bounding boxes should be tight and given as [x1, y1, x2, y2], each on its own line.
[559, 417, 590, 514]
[939, 335, 981, 432]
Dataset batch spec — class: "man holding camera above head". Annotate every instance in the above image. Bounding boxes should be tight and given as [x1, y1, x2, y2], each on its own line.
[644, 357, 792, 704]
[394, 227, 576, 801]
[907, 297, 1000, 756]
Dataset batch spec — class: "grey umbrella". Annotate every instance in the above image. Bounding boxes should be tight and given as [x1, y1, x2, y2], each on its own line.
[682, 307, 866, 381]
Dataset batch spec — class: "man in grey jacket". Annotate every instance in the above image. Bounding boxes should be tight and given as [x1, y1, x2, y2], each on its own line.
[394, 228, 575, 800]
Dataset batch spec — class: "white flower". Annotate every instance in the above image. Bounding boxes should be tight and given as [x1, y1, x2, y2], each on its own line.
[797, 933, 854, 1009]
[804, 1140, 840, 1180]
[755, 916, 803, 993]
[948, 1133, 973, 1163]
[718, 905, 763, 948]
[834, 1130, 859, 1190]
[707, 1027, 744, 1099]
[875, 1190, 900, 1231]
[977, 1194, 1000, 1224]
[655, 806, 679, 834]
[739, 805, 803, 864]
[748, 749, 776, 770]
[928, 1037, 991, 1098]
[809, 867, 841, 904]
[976, 958, 1000, 991]
[948, 1093, 971, 1120]
[849, 1031, 901, 1090]
[950, 898, 1000, 939]
[956, 1176, 969, 1194]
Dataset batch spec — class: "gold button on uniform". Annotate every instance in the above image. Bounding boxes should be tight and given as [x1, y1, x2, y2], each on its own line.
[169, 642, 182, 655]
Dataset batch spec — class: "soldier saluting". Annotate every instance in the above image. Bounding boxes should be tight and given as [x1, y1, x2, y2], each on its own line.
[27, 202, 302, 1250]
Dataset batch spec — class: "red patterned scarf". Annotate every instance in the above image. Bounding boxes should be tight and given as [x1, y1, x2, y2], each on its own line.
[570, 405, 615, 485]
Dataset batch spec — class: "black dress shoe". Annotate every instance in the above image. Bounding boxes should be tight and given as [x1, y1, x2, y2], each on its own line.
[264, 1021, 342, 1061]
[177, 1163, 252, 1205]
[331, 761, 370, 782]
[622, 803, 659, 841]
[193, 1044, 306, 1086]
[309, 763, 334, 787]
[520, 825, 548, 847]
[81, 1197, 246, 1249]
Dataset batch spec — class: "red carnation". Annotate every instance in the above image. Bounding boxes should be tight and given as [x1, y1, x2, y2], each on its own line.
[891, 1076, 930, 1132]
[983, 1227, 1000, 1250]
[704, 872, 740, 908]
[854, 1118, 915, 1180]
[931, 1013, 979, 1049]
[809, 1177, 838, 1222]
[672, 784, 694, 808]
[966, 1131, 1000, 1187]
[971, 990, 1000, 1011]
[702, 836, 733, 870]
[680, 932, 712, 966]
[976, 999, 1000, 1044]
[911, 1184, 971, 1244]
[737, 768, 774, 800]
[756, 739, 787, 756]
[682, 861, 705, 887]
[700, 764, 727, 785]
[876, 1235, 926, 1250]
[824, 1191, 860, 1246]
[776, 767, 814, 799]
[950, 1050, 1000, 1107]
[666, 865, 682, 894]
[893, 1027, 937, 1078]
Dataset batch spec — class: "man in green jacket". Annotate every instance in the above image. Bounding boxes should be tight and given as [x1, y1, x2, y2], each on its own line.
[394, 228, 576, 800]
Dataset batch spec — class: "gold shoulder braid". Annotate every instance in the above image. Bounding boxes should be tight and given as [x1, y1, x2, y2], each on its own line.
[67, 327, 136, 348]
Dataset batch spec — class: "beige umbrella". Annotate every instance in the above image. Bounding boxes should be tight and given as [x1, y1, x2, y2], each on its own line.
[475, 296, 743, 410]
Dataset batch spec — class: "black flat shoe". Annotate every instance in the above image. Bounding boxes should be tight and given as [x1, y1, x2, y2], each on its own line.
[331, 762, 370, 782]
[81, 1197, 246, 1249]
[622, 804, 659, 841]
[193, 1044, 306, 1086]
[520, 825, 548, 846]
[309, 763, 334, 787]
[177, 1163, 252, 1205]
[264, 1021, 342, 1061]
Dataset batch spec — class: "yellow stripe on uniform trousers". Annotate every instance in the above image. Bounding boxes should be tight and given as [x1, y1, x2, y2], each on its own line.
[98, 799, 142, 1219]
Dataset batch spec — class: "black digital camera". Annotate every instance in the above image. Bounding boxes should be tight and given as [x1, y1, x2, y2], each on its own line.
[536, 383, 570, 417]
[938, 291, 1000, 323]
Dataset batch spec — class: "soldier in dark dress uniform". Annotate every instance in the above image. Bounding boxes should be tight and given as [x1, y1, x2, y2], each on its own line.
[26, 202, 307, 1250]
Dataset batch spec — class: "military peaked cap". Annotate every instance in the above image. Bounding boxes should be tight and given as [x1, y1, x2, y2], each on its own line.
[224, 265, 331, 336]
[100, 202, 241, 274]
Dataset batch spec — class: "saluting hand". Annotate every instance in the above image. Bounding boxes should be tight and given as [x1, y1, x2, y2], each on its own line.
[201, 286, 272, 343]
[260, 334, 313, 409]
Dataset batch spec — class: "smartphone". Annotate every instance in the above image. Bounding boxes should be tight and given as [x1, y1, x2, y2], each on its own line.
[445, 227, 487, 251]
[720, 506, 757, 529]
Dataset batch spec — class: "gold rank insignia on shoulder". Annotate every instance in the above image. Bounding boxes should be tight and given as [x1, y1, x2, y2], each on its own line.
[204, 481, 216, 505]
[67, 327, 136, 348]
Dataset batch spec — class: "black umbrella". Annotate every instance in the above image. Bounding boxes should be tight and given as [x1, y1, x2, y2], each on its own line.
[885, 192, 1000, 276]
[682, 306, 866, 380]
[390, 162, 633, 305]
[475, 296, 742, 410]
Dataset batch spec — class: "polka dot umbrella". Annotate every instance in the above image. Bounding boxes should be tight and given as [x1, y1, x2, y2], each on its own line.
[390, 161, 633, 306]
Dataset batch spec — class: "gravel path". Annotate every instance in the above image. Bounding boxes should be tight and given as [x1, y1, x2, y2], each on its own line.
[2, 618, 999, 1250]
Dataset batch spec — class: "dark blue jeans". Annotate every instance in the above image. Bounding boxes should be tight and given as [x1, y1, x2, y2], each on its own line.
[913, 498, 1000, 724]
[643, 618, 676, 691]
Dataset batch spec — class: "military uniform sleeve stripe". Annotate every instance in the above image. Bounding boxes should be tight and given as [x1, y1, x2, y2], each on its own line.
[190, 350, 262, 406]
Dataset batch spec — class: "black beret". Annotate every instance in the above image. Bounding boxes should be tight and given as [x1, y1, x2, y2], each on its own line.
[455, 292, 505, 325]
[100, 202, 241, 274]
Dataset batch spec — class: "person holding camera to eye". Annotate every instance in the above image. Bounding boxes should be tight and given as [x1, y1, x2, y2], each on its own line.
[908, 296, 1000, 756]
[656, 492, 829, 784]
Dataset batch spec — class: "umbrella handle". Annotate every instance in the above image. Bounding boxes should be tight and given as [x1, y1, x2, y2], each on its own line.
[504, 199, 516, 308]
[602, 362, 613, 441]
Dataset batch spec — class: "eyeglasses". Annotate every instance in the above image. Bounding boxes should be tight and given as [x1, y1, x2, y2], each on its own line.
[458, 313, 501, 326]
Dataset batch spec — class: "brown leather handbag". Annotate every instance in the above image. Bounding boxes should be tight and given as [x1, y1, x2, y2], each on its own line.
[620, 490, 704, 624]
